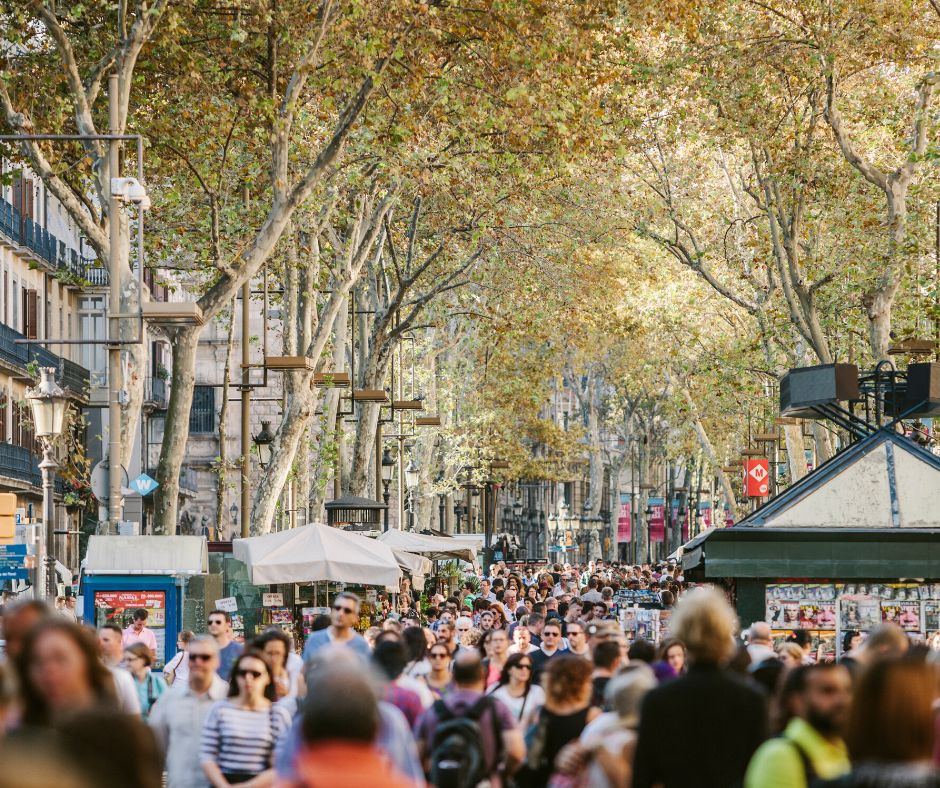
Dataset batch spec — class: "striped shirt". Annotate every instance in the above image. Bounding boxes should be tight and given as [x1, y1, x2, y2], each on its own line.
[199, 699, 292, 777]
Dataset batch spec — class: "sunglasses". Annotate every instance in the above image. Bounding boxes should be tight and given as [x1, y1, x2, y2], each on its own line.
[237, 668, 264, 679]
[514, 663, 532, 670]
[430, 652, 449, 659]
[543, 631, 560, 637]
[333, 605, 355, 615]
[189, 652, 214, 662]
[208, 620, 226, 626]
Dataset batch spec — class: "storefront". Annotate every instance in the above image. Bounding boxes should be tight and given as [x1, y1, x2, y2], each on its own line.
[681, 428, 940, 657]
[79, 535, 209, 668]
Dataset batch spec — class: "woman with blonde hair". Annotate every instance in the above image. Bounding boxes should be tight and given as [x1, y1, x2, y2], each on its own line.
[776, 641, 804, 670]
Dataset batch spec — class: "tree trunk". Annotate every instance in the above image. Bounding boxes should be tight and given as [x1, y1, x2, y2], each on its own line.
[783, 424, 806, 483]
[153, 326, 200, 534]
[345, 349, 392, 496]
[214, 301, 237, 538]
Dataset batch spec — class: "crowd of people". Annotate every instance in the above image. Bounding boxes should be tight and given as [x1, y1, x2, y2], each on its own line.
[0, 560, 939, 787]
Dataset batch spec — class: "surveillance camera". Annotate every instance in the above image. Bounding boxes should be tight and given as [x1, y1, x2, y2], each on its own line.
[110, 177, 151, 210]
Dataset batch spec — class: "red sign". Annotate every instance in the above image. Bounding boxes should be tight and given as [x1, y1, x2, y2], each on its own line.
[648, 497, 666, 543]
[745, 459, 770, 497]
[617, 493, 631, 543]
[699, 501, 713, 528]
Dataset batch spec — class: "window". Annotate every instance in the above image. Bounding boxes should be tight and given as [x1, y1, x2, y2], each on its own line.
[189, 386, 216, 433]
[22, 288, 37, 339]
[79, 296, 106, 387]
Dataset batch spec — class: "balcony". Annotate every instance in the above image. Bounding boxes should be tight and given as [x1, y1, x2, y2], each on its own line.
[0, 195, 101, 284]
[144, 376, 168, 410]
[0, 322, 89, 397]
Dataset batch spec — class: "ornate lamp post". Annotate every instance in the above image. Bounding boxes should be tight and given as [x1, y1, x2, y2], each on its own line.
[380, 448, 395, 531]
[404, 459, 419, 531]
[253, 421, 275, 469]
[26, 368, 68, 601]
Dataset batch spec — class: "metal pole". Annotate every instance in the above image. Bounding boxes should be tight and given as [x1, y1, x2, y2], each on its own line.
[382, 484, 390, 532]
[39, 443, 57, 600]
[107, 75, 123, 530]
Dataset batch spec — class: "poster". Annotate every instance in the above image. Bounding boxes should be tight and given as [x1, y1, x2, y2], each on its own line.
[94, 590, 167, 666]
[648, 497, 665, 543]
[899, 602, 922, 631]
[617, 493, 631, 543]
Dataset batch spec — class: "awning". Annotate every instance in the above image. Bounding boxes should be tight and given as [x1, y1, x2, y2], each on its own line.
[392, 549, 433, 592]
[85, 535, 208, 575]
[233, 523, 402, 588]
[377, 529, 478, 562]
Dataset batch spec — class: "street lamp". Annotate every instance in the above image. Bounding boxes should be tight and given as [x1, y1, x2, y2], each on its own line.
[26, 368, 67, 601]
[404, 459, 420, 531]
[253, 421, 275, 469]
[380, 448, 395, 531]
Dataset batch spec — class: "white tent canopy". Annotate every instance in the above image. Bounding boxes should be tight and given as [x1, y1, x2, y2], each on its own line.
[233, 523, 402, 588]
[377, 530, 478, 563]
[85, 535, 208, 575]
[392, 549, 433, 592]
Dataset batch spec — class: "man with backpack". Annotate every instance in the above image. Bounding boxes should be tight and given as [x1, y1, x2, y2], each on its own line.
[744, 663, 852, 788]
[416, 651, 525, 788]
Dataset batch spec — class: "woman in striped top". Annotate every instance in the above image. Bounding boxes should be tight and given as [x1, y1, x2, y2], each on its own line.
[200, 649, 292, 786]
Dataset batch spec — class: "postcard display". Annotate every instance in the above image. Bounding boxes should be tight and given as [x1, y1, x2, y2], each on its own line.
[616, 590, 672, 645]
[766, 583, 940, 657]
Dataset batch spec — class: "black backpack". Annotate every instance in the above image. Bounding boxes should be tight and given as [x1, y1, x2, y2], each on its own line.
[428, 696, 498, 788]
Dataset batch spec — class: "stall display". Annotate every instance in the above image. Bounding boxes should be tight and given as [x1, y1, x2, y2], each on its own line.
[618, 607, 671, 645]
[765, 582, 940, 656]
[93, 590, 168, 664]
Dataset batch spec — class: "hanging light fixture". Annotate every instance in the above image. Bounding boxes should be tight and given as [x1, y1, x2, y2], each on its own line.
[253, 421, 275, 469]
[405, 459, 420, 488]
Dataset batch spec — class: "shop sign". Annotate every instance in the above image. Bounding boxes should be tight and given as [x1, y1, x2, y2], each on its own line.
[214, 597, 238, 613]
[262, 593, 284, 607]
[745, 458, 770, 497]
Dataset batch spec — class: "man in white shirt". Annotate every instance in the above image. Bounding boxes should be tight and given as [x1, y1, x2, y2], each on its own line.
[98, 622, 142, 715]
[746, 621, 777, 664]
[149, 635, 228, 788]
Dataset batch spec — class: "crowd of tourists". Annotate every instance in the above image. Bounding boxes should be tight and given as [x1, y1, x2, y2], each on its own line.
[0, 560, 939, 787]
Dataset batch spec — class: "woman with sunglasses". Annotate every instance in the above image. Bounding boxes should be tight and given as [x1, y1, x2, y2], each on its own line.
[488, 652, 545, 728]
[423, 643, 454, 699]
[200, 649, 292, 786]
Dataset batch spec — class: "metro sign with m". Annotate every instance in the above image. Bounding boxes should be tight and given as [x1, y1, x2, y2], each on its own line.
[744, 459, 770, 498]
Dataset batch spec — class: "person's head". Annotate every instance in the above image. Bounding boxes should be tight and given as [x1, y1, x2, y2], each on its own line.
[527, 611, 545, 635]
[331, 593, 361, 630]
[628, 639, 656, 664]
[545, 597, 558, 612]
[747, 622, 772, 647]
[660, 590, 675, 608]
[544, 654, 593, 708]
[452, 651, 485, 690]
[17, 620, 117, 726]
[842, 630, 863, 654]
[207, 610, 232, 642]
[123, 642, 154, 676]
[857, 624, 909, 664]
[454, 615, 473, 641]
[489, 628, 509, 657]
[788, 630, 811, 652]
[777, 642, 804, 669]
[541, 620, 563, 652]
[228, 649, 276, 702]
[131, 609, 148, 629]
[593, 640, 622, 673]
[782, 663, 852, 738]
[499, 651, 534, 689]
[402, 625, 428, 663]
[2, 599, 50, 660]
[659, 639, 686, 674]
[566, 621, 587, 652]
[427, 642, 451, 673]
[186, 635, 220, 687]
[437, 621, 455, 644]
[567, 600, 583, 620]
[479, 610, 495, 631]
[301, 662, 379, 745]
[481, 579, 491, 594]
[513, 625, 532, 650]
[606, 664, 657, 727]
[97, 622, 124, 664]
[503, 589, 517, 607]
[254, 628, 292, 671]
[176, 629, 195, 651]
[670, 587, 737, 666]
[372, 637, 408, 681]
[846, 658, 937, 763]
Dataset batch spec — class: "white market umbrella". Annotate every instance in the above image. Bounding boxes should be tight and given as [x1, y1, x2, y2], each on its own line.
[377, 529, 478, 563]
[233, 523, 402, 588]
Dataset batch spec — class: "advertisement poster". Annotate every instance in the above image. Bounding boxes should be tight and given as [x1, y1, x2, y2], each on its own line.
[94, 590, 167, 666]
[745, 458, 770, 497]
[699, 501, 713, 529]
[617, 493, 631, 543]
[648, 497, 665, 543]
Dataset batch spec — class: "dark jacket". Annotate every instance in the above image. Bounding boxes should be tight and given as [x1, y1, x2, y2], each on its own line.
[632, 663, 767, 788]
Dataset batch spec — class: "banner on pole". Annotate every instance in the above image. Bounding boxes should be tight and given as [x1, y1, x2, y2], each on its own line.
[648, 497, 666, 543]
[745, 459, 770, 497]
[617, 493, 631, 543]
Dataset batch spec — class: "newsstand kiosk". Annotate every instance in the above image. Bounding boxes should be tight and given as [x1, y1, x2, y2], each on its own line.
[79, 535, 208, 668]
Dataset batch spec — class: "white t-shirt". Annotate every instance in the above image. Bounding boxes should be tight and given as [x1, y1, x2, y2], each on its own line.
[163, 650, 190, 685]
[110, 666, 142, 715]
[489, 683, 545, 727]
